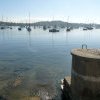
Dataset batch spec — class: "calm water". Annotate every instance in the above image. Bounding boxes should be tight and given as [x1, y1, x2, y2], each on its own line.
[0, 27, 100, 100]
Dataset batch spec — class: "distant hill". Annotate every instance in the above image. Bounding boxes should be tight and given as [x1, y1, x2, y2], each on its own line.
[33, 21, 83, 28]
[0, 20, 100, 28]
[33, 21, 100, 28]
[33, 21, 67, 26]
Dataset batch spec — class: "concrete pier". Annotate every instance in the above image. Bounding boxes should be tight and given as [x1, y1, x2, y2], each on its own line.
[62, 48, 100, 100]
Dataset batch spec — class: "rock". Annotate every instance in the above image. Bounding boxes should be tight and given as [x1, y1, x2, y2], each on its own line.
[13, 77, 22, 87]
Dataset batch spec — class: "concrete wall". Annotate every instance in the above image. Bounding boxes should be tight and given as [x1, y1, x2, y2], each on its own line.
[71, 53, 100, 100]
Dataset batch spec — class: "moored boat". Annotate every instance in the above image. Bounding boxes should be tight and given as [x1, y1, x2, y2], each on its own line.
[27, 13, 31, 32]
[27, 27, 31, 32]
[49, 28, 59, 32]
[18, 27, 22, 31]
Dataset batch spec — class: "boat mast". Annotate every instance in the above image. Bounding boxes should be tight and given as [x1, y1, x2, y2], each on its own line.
[29, 13, 30, 27]
[67, 16, 69, 29]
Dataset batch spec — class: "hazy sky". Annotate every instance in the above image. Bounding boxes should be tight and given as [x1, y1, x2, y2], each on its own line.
[0, 0, 100, 23]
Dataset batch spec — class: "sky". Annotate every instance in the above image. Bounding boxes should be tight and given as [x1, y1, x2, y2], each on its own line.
[0, 0, 100, 23]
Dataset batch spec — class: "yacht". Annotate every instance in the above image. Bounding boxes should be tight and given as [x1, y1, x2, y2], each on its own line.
[27, 13, 31, 32]
[87, 27, 93, 30]
[43, 26, 47, 30]
[0, 26, 5, 29]
[18, 27, 22, 31]
[66, 17, 71, 32]
[66, 27, 71, 32]
[83, 27, 88, 30]
[49, 28, 59, 32]
[27, 26, 31, 32]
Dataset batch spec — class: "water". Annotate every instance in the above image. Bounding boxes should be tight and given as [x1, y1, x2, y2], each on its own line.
[0, 27, 100, 100]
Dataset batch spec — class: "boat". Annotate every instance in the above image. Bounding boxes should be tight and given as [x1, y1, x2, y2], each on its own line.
[87, 27, 93, 30]
[43, 26, 47, 30]
[0, 26, 5, 29]
[66, 17, 71, 32]
[83, 26, 93, 30]
[10, 27, 12, 29]
[27, 13, 31, 32]
[27, 26, 31, 32]
[83, 27, 88, 30]
[18, 27, 22, 31]
[0, 16, 5, 30]
[49, 28, 59, 32]
[66, 27, 71, 32]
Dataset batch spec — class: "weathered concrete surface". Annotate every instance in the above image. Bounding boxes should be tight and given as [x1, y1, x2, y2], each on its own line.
[71, 48, 100, 59]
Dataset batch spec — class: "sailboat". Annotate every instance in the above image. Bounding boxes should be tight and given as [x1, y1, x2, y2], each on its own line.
[49, 17, 59, 32]
[18, 27, 22, 31]
[43, 25, 47, 30]
[66, 27, 71, 31]
[27, 13, 31, 32]
[49, 25, 59, 32]
[0, 16, 5, 30]
[83, 27, 88, 30]
[49, 28, 59, 32]
[87, 24, 93, 30]
[66, 16, 71, 32]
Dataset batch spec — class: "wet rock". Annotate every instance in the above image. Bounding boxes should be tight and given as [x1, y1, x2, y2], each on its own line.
[30, 86, 56, 100]
[0, 95, 7, 100]
[61, 76, 72, 100]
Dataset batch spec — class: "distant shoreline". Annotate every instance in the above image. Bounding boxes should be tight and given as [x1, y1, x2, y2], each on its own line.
[0, 20, 100, 29]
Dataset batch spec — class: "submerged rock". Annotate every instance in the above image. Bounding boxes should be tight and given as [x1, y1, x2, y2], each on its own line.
[30, 86, 56, 100]
[13, 77, 22, 87]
